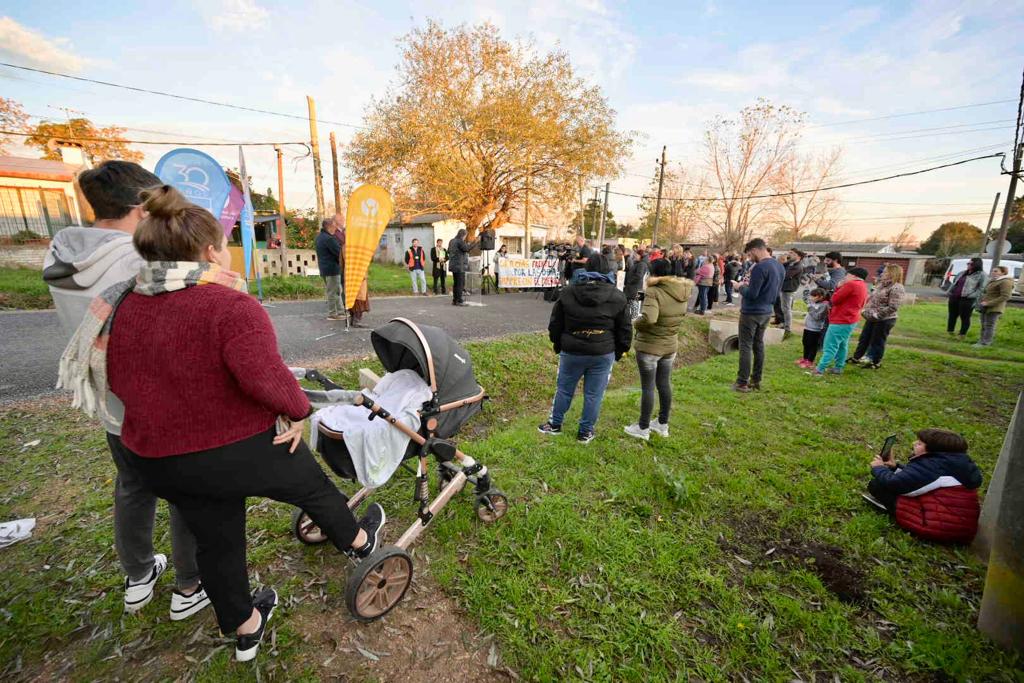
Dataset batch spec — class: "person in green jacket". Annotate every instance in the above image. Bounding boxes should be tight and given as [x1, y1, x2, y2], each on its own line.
[974, 265, 1015, 347]
[624, 258, 693, 441]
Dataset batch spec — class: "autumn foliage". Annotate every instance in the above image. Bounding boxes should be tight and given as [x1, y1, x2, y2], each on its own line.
[345, 21, 631, 237]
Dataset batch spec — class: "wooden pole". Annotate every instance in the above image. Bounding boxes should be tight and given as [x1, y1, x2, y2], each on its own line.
[306, 95, 326, 221]
[329, 131, 342, 216]
[652, 146, 667, 247]
[979, 192, 1001, 258]
[523, 155, 531, 257]
[274, 145, 288, 270]
[992, 143, 1022, 269]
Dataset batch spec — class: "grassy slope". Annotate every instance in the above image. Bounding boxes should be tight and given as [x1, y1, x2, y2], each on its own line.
[0, 262, 413, 310]
[0, 308, 1022, 680]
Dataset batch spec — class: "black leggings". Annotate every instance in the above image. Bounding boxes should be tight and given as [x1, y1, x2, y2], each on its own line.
[802, 329, 823, 362]
[947, 297, 976, 335]
[127, 428, 357, 634]
[452, 271, 466, 303]
[636, 351, 674, 428]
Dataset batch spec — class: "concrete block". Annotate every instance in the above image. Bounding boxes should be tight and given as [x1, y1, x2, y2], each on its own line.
[358, 368, 381, 390]
[708, 319, 785, 354]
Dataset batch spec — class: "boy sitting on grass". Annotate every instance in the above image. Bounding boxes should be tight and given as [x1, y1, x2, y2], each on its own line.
[863, 428, 983, 544]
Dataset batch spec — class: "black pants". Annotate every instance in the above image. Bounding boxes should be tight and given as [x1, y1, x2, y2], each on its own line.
[432, 269, 447, 294]
[947, 297, 975, 335]
[126, 428, 358, 634]
[724, 279, 734, 303]
[853, 318, 897, 363]
[452, 271, 466, 304]
[636, 351, 674, 428]
[737, 313, 771, 385]
[868, 477, 898, 513]
[802, 329, 823, 362]
[773, 295, 784, 323]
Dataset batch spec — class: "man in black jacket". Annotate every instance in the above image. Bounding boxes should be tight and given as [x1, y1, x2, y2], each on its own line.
[315, 217, 343, 320]
[430, 238, 448, 294]
[538, 254, 631, 444]
[447, 228, 478, 306]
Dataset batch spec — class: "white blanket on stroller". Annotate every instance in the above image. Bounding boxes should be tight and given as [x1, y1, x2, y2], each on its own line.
[310, 369, 433, 488]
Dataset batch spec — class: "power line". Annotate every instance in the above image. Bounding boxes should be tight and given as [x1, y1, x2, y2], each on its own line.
[0, 129, 309, 149]
[601, 153, 1002, 202]
[0, 62, 364, 130]
[805, 99, 1017, 129]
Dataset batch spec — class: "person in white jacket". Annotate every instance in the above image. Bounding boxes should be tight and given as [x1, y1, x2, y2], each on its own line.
[43, 161, 208, 620]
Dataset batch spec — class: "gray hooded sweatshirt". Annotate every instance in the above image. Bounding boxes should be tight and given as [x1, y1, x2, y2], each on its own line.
[43, 226, 143, 434]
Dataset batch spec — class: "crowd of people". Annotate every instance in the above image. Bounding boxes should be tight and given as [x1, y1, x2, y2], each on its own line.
[38, 161, 998, 664]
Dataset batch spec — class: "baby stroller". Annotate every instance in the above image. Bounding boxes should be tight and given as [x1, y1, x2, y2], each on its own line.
[288, 318, 507, 621]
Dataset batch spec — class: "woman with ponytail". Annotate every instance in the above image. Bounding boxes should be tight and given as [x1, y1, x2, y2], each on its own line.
[60, 185, 386, 662]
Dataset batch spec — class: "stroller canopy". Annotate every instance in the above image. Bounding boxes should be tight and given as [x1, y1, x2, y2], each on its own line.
[371, 318, 482, 404]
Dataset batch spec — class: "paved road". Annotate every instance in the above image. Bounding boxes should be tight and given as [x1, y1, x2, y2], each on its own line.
[0, 292, 553, 404]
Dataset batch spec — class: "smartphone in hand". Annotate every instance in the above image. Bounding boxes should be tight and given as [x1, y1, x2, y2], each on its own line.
[879, 434, 897, 463]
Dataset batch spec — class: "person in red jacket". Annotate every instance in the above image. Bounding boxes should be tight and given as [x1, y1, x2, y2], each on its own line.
[810, 266, 869, 375]
[863, 428, 983, 544]
[101, 186, 387, 662]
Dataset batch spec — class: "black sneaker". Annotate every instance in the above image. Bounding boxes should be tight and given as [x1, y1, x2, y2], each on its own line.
[348, 503, 386, 560]
[577, 431, 595, 444]
[235, 588, 278, 662]
[537, 422, 562, 435]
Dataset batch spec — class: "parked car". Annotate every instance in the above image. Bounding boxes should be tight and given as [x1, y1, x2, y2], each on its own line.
[941, 258, 1023, 290]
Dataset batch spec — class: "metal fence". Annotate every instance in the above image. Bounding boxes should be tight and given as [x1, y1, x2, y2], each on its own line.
[0, 186, 73, 239]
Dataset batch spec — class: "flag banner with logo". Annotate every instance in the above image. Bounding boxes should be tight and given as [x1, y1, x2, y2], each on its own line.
[238, 146, 262, 298]
[154, 149, 231, 219]
[220, 185, 244, 237]
[344, 185, 393, 309]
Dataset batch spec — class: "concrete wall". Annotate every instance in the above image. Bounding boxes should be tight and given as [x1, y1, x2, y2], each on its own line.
[0, 244, 48, 269]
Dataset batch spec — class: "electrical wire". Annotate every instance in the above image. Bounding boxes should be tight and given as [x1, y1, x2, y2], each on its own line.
[598, 153, 1002, 202]
[0, 129, 309, 149]
[805, 99, 1017, 129]
[0, 62, 364, 130]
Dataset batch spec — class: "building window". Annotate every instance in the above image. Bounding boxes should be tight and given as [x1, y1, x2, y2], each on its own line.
[0, 186, 73, 239]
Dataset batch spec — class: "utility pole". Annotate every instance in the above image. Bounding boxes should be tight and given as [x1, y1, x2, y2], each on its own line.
[329, 131, 342, 216]
[652, 146, 667, 247]
[578, 175, 584, 243]
[306, 95, 326, 221]
[274, 145, 288, 264]
[992, 143, 1022, 270]
[589, 187, 600, 240]
[523, 155, 531, 257]
[598, 182, 610, 245]
[979, 192, 1001, 258]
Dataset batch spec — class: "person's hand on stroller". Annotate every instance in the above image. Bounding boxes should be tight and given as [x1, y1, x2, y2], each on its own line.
[273, 417, 306, 453]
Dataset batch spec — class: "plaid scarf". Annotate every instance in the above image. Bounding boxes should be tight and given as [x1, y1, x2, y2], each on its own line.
[57, 261, 247, 426]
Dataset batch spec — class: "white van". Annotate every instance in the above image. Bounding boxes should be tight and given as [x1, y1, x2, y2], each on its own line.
[941, 258, 1023, 290]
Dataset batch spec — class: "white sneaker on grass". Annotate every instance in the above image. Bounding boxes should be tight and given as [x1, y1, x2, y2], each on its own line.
[623, 424, 650, 441]
[170, 583, 211, 621]
[649, 421, 670, 438]
[124, 553, 167, 614]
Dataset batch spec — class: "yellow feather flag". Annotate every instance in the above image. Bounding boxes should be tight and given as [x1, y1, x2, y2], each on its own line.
[344, 184, 394, 310]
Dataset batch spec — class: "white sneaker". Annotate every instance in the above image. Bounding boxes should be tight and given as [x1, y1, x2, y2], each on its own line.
[124, 553, 167, 613]
[649, 421, 670, 438]
[169, 583, 211, 621]
[623, 424, 650, 441]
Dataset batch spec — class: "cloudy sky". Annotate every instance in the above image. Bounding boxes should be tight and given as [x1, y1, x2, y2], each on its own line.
[2, 0, 1022, 240]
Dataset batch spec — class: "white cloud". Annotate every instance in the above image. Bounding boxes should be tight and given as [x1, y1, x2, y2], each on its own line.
[0, 17, 87, 72]
[207, 0, 270, 32]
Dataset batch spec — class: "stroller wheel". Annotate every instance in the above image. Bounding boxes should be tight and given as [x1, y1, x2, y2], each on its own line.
[291, 509, 329, 545]
[475, 490, 509, 523]
[346, 545, 414, 621]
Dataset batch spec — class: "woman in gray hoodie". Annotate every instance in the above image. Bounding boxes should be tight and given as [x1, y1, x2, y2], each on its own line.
[946, 257, 987, 338]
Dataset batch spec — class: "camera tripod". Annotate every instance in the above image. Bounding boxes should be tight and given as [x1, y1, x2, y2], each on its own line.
[480, 249, 497, 295]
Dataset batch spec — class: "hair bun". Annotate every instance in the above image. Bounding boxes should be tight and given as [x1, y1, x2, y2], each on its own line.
[140, 184, 192, 219]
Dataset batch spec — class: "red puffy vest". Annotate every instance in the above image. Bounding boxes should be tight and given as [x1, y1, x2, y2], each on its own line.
[895, 486, 980, 544]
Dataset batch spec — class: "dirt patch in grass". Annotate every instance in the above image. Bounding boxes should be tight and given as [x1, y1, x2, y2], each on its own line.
[779, 541, 867, 605]
[288, 569, 511, 682]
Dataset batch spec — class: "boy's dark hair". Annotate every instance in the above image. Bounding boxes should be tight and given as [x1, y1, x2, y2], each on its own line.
[76, 161, 161, 221]
[743, 237, 766, 252]
[825, 251, 842, 261]
[650, 258, 672, 277]
[916, 428, 968, 453]
[848, 266, 869, 280]
[585, 253, 609, 273]
[810, 287, 826, 299]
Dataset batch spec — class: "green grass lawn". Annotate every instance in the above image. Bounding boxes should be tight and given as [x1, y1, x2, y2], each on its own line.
[0, 262, 416, 310]
[0, 266, 52, 310]
[0, 305, 1022, 680]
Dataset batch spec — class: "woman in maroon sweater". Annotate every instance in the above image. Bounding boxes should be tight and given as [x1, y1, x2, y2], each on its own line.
[106, 186, 386, 662]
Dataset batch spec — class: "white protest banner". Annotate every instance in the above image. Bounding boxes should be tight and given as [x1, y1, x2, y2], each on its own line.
[498, 257, 560, 288]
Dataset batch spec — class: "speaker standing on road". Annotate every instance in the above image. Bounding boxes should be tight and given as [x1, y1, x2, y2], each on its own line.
[448, 228, 478, 306]
[315, 216, 344, 320]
